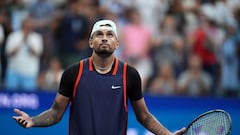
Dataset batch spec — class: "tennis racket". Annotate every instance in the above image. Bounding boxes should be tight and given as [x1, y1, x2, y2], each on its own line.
[182, 109, 232, 135]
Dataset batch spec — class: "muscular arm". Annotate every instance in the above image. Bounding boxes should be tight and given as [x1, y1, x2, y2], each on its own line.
[32, 93, 69, 127]
[131, 98, 171, 135]
[131, 98, 186, 135]
[127, 65, 185, 135]
[13, 93, 69, 128]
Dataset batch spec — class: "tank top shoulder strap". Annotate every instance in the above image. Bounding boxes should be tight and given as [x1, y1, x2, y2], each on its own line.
[72, 60, 84, 101]
[123, 62, 128, 112]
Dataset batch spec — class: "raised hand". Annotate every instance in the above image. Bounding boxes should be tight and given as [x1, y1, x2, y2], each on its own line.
[12, 108, 33, 128]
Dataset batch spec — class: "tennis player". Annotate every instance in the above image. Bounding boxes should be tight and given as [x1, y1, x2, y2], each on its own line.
[13, 19, 186, 135]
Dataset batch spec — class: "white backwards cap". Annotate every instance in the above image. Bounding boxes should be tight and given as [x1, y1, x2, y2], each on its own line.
[90, 20, 118, 38]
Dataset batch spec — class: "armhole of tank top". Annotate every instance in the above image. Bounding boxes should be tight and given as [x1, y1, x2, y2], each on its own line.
[72, 60, 84, 102]
[123, 63, 128, 112]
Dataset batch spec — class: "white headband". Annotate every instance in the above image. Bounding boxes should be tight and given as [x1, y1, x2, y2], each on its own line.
[90, 20, 118, 38]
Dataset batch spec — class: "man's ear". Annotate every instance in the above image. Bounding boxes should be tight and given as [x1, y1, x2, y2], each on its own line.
[89, 39, 94, 48]
[115, 39, 120, 49]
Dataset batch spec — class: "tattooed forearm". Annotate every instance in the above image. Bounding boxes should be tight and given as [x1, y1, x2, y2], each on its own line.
[142, 114, 170, 135]
[31, 100, 61, 127]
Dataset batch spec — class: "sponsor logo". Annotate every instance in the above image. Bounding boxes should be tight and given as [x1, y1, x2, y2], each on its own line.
[111, 85, 121, 90]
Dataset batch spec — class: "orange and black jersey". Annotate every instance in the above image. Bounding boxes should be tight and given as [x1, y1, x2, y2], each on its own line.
[58, 58, 143, 102]
[58, 57, 143, 135]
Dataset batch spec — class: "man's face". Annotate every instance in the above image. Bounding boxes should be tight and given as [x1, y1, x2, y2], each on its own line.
[89, 29, 119, 57]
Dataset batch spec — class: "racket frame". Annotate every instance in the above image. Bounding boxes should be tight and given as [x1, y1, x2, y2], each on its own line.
[184, 109, 232, 135]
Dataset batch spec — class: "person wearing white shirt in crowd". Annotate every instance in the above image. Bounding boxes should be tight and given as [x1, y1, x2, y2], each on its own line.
[5, 16, 43, 91]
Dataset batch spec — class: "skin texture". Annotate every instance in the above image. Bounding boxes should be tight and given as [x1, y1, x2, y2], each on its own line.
[13, 93, 69, 128]
[13, 27, 186, 135]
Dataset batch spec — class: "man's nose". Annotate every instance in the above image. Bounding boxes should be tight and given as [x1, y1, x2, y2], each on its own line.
[102, 35, 108, 42]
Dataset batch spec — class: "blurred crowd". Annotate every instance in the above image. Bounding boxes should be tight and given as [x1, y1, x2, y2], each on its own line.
[0, 0, 240, 97]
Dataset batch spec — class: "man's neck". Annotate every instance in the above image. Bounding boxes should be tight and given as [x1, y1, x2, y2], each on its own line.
[91, 53, 115, 74]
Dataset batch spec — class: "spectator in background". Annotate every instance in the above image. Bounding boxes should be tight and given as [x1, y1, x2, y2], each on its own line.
[233, 7, 240, 97]
[29, 0, 55, 34]
[151, 14, 186, 77]
[98, 0, 130, 17]
[28, 0, 57, 72]
[38, 57, 63, 91]
[203, 18, 225, 94]
[131, 0, 169, 38]
[5, 16, 43, 91]
[39, 8, 64, 72]
[167, 0, 187, 35]
[186, 14, 221, 95]
[121, 7, 152, 91]
[0, 7, 12, 87]
[77, 0, 101, 24]
[9, 0, 29, 32]
[56, 0, 90, 68]
[200, 0, 236, 27]
[219, 21, 239, 97]
[177, 54, 212, 96]
[148, 62, 177, 96]
[181, 0, 201, 35]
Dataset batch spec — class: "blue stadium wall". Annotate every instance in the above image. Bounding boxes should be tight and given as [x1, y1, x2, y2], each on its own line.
[0, 91, 239, 135]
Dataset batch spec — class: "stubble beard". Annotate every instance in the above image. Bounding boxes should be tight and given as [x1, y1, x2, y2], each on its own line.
[94, 48, 114, 58]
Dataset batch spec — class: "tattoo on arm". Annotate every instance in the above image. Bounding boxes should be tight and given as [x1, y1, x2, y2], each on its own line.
[31, 94, 68, 127]
[142, 114, 170, 135]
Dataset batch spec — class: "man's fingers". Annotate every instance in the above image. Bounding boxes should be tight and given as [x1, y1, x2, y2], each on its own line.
[12, 117, 28, 128]
[20, 119, 28, 127]
[23, 121, 28, 127]
[14, 108, 21, 113]
[14, 109, 25, 116]
[19, 119, 25, 124]
[13, 108, 29, 119]
[12, 116, 18, 120]
[12, 116, 22, 121]
[12, 116, 24, 124]
[174, 127, 186, 135]
[179, 127, 186, 134]
[12, 109, 32, 128]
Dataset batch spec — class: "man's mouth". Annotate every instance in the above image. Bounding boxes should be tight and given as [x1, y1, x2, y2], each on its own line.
[100, 43, 110, 47]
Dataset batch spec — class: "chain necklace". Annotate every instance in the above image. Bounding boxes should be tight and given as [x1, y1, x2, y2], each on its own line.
[92, 59, 114, 71]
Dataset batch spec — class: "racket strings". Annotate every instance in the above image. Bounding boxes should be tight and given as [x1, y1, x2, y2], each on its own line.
[186, 112, 231, 135]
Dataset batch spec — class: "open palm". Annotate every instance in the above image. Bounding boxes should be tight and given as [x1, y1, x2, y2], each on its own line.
[12, 108, 33, 128]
